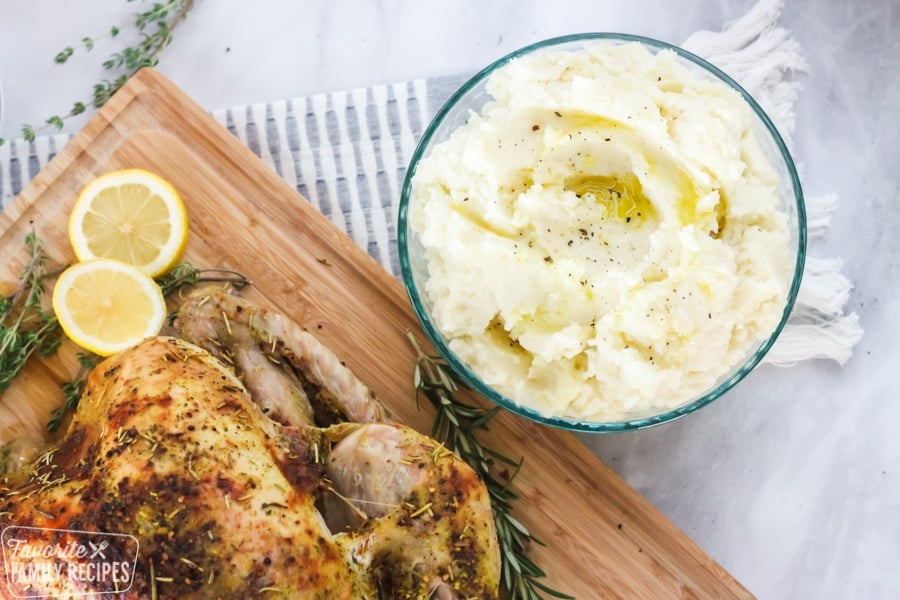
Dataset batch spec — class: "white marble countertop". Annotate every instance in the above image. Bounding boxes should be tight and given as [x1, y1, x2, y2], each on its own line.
[1, 1, 897, 598]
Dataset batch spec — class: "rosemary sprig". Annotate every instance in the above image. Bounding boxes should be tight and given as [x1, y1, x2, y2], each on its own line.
[408, 333, 575, 600]
[0, 0, 196, 146]
[0, 232, 63, 393]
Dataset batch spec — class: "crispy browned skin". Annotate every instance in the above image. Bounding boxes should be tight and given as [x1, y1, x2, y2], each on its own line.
[0, 334, 500, 599]
[0, 337, 362, 599]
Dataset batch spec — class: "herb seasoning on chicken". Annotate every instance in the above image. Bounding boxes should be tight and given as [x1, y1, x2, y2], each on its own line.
[0, 293, 500, 599]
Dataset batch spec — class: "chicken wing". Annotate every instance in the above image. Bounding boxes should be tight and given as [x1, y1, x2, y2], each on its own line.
[174, 289, 388, 426]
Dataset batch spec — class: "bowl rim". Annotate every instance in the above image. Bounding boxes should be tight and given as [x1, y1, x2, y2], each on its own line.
[398, 32, 807, 432]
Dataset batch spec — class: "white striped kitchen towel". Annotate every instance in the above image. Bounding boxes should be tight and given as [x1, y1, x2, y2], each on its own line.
[0, 0, 862, 366]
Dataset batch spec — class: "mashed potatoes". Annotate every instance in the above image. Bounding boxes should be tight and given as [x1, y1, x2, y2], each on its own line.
[409, 41, 791, 421]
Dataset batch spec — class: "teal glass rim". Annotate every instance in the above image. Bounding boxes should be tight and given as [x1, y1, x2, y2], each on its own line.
[398, 32, 807, 432]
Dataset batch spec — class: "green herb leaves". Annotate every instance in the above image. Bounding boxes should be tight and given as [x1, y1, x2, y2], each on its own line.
[0, 0, 195, 146]
[409, 333, 574, 600]
[0, 233, 63, 394]
[156, 264, 251, 298]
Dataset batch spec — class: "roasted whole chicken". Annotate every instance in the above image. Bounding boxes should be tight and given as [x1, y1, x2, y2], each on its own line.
[0, 291, 500, 599]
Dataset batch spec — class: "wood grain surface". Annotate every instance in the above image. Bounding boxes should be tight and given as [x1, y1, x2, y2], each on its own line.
[0, 68, 753, 599]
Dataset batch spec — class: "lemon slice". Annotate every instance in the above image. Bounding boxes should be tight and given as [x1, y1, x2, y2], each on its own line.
[52, 259, 167, 356]
[69, 168, 188, 277]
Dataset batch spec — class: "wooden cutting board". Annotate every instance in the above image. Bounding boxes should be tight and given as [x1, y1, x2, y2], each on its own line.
[0, 68, 752, 599]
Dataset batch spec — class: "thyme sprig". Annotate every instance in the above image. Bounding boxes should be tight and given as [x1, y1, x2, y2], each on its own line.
[0, 0, 196, 146]
[156, 263, 251, 298]
[0, 233, 63, 394]
[0, 230, 251, 430]
[408, 333, 574, 600]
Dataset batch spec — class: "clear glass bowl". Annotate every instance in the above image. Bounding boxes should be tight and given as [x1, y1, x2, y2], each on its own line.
[398, 33, 806, 432]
